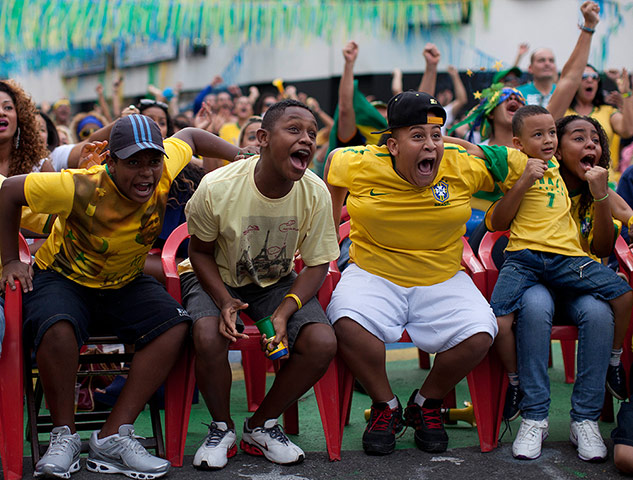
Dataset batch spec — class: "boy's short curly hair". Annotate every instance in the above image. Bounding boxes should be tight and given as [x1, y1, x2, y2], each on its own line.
[0, 80, 48, 176]
[261, 99, 315, 131]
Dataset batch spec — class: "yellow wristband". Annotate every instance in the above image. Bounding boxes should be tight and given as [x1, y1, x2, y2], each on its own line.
[284, 293, 302, 310]
[627, 215, 633, 231]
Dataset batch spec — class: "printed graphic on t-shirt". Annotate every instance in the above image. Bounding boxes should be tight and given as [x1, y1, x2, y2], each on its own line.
[235, 216, 299, 284]
[50, 173, 166, 285]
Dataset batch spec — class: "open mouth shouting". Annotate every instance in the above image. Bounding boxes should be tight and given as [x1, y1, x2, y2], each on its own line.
[0, 118, 9, 132]
[505, 100, 521, 116]
[417, 157, 436, 176]
[289, 148, 312, 172]
[580, 153, 596, 170]
[133, 182, 155, 199]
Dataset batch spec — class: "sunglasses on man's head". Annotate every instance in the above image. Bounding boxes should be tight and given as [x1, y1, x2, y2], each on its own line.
[582, 72, 599, 80]
[138, 98, 169, 110]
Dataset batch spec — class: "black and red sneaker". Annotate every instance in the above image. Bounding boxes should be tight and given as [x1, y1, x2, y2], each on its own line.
[404, 390, 448, 453]
[362, 398, 403, 455]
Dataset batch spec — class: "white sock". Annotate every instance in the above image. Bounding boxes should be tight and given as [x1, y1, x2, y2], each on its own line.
[414, 389, 426, 407]
[610, 348, 623, 367]
[386, 396, 398, 409]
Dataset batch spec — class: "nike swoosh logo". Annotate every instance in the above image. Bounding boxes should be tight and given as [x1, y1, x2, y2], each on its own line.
[251, 439, 269, 451]
[369, 189, 389, 196]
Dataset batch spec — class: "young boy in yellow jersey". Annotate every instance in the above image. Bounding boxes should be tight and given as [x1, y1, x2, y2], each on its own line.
[0, 114, 249, 479]
[459, 105, 632, 462]
[179, 99, 339, 469]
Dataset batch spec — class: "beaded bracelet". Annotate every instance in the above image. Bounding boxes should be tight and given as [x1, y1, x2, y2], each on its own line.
[284, 293, 302, 310]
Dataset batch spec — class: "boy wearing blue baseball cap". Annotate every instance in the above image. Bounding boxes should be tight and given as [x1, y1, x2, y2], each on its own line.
[0, 114, 250, 479]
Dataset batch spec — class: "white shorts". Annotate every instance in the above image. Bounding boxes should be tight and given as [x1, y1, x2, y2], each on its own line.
[326, 264, 497, 353]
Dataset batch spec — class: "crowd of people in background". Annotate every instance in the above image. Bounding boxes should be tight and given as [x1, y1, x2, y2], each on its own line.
[3, 1, 633, 478]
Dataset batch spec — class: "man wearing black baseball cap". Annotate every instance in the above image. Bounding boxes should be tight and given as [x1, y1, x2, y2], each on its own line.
[324, 91, 500, 456]
[0, 113, 254, 478]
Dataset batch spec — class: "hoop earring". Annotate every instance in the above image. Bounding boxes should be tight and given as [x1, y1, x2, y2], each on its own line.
[14, 127, 20, 149]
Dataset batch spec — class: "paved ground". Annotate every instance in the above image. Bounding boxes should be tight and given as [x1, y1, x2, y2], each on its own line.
[8, 441, 626, 479]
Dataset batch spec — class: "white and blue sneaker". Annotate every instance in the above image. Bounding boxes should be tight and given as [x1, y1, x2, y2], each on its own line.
[34, 425, 81, 479]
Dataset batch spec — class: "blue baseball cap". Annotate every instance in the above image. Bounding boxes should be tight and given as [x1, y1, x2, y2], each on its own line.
[109, 114, 167, 159]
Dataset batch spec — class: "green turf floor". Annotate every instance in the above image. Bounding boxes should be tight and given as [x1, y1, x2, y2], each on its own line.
[27, 341, 619, 456]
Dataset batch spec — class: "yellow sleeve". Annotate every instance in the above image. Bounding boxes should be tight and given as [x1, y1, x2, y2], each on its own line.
[484, 200, 500, 232]
[327, 148, 356, 189]
[163, 137, 193, 181]
[24, 171, 75, 218]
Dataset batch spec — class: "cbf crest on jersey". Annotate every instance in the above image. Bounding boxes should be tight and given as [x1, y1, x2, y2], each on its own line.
[432, 180, 449, 203]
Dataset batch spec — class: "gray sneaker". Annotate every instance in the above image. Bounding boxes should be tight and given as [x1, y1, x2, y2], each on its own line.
[34, 425, 81, 479]
[86, 425, 170, 479]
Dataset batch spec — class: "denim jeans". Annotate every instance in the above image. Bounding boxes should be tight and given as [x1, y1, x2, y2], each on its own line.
[516, 284, 613, 422]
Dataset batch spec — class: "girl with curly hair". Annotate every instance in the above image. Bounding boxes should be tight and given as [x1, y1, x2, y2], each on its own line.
[556, 114, 633, 402]
[0, 80, 51, 176]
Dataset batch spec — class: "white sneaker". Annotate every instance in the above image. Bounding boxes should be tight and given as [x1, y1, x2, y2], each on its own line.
[512, 418, 549, 460]
[87, 425, 170, 479]
[240, 418, 305, 465]
[570, 420, 607, 462]
[34, 426, 81, 479]
[193, 421, 237, 470]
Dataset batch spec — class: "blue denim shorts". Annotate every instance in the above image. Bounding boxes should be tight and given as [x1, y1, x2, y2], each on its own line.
[23, 268, 191, 352]
[490, 249, 631, 317]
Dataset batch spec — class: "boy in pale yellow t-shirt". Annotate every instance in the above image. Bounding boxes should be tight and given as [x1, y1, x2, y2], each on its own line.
[179, 99, 339, 470]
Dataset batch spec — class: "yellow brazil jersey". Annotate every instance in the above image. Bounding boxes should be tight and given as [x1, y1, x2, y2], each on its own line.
[565, 105, 620, 182]
[219, 122, 241, 146]
[327, 143, 497, 287]
[24, 137, 192, 289]
[481, 145, 586, 257]
[569, 189, 621, 261]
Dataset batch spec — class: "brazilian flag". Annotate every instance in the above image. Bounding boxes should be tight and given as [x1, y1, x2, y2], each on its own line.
[327, 80, 388, 154]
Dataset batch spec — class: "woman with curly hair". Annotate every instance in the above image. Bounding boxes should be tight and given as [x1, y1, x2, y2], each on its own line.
[0, 80, 51, 176]
[0, 79, 54, 356]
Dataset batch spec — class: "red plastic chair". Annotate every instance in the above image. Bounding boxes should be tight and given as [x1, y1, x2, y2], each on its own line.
[0, 234, 31, 480]
[162, 222, 344, 464]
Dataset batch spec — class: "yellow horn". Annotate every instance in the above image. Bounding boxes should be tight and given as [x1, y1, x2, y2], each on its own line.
[272, 78, 285, 95]
[443, 402, 476, 427]
[364, 402, 476, 427]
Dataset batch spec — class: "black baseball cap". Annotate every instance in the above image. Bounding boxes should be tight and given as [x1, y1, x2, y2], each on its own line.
[109, 114, 167, 159]
[372, 91, 447, 134]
